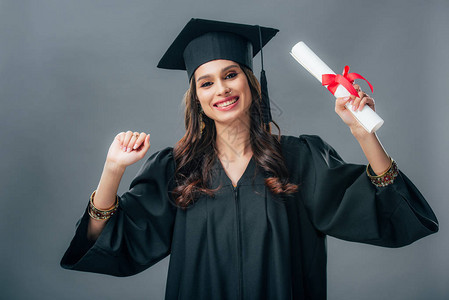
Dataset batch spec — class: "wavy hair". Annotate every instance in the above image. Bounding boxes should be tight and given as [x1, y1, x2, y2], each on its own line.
[172, 64, 298, 208]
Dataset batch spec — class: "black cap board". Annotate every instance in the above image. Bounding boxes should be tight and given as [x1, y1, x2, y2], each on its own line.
[157, 18, 279, 126]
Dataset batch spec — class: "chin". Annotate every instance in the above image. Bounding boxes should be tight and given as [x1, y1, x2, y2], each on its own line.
[217, 111, 250, 126]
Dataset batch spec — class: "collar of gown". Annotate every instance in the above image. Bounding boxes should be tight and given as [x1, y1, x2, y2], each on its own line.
[211, 155, 263, 189]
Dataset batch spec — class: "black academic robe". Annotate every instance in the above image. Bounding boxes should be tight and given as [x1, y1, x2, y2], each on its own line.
[60, 135, 438, 300]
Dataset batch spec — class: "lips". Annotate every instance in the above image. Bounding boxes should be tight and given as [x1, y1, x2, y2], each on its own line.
[213, 96, 239, 107]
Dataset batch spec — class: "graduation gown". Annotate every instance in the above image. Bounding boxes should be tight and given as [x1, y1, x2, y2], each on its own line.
[60, 135, 438, 300]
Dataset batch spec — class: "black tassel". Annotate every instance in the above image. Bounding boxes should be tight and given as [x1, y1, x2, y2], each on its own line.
[260, 69, 272, 128]
[257, 25, 272, 131]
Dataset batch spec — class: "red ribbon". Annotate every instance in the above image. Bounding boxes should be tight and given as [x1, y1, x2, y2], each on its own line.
[322, 65, 373, 97]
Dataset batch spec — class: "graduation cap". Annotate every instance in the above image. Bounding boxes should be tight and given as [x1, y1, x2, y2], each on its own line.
[157, 18, 279, 127]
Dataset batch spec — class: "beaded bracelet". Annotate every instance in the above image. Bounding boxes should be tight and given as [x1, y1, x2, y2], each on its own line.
[88, 190, 119, 221]
[366, 157, 399, 187]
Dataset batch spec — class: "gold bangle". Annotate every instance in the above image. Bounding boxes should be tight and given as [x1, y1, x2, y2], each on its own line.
[366, 157, 399, 187]
[88, 190, 119, 220]
[366, 157, 393, 178]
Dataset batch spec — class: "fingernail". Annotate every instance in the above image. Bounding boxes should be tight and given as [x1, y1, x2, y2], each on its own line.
[133, 144, 138, 149]
[122, 146, 127, 151]
[127, 147, 131, 152]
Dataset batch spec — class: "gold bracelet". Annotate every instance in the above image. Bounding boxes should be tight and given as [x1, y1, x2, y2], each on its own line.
[366, 157, 399, 187]
[88, 190, 119, 220]
[368, 157, 393, 178]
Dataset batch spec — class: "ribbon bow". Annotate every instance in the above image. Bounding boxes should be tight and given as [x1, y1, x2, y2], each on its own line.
[322, 65, 373, 97]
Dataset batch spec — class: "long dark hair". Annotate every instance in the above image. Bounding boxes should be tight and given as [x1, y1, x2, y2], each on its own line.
[172, 64, 298, 208]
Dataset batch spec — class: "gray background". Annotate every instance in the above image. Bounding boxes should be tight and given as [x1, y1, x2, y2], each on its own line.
[1, 0, 448, 299]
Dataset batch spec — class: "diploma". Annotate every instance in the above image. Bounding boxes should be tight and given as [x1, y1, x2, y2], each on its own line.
[290, 41, 384, 133]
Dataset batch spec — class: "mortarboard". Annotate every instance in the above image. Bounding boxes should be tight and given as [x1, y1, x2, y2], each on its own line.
[157, 18, 279, 127]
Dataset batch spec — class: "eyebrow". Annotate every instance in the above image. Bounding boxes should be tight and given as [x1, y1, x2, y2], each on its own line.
[196, 64, 239, 83]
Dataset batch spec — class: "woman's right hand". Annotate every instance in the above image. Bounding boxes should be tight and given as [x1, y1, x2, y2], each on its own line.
[106, 131, 151, 169]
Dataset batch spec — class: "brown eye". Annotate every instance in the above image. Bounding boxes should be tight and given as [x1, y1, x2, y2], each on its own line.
[225, 72, 237, 79]
[200, 81, 213, 88]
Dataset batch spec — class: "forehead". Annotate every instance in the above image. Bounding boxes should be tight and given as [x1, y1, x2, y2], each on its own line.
[194, 59, 241, 77]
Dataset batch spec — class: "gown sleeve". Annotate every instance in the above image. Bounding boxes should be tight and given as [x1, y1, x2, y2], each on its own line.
[294, 135, 438, 247]
[60, 147, 177, 276]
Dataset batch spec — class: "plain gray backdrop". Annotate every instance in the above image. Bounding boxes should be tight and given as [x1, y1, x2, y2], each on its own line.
[1, 0, 448, 299]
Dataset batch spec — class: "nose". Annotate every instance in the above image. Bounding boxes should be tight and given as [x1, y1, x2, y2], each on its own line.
[216, 80, 231, 96]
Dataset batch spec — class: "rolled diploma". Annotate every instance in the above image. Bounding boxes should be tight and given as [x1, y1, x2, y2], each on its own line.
[290, 41, 384, 133]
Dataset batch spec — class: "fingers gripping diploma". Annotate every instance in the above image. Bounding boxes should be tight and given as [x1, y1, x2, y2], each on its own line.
[335, 84, 375, 134]
[106, 131, 151, 168]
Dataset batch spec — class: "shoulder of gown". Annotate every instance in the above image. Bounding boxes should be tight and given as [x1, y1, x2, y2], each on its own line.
[280, 134, 439, 247]
[60, 146, 177, 277]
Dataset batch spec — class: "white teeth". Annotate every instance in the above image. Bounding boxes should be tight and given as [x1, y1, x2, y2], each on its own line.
[216, 98, 237, 107]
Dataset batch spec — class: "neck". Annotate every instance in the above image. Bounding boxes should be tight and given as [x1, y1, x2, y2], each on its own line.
[214, 115, 252, 161]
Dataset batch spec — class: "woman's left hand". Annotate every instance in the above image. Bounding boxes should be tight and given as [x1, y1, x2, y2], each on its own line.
[335, 84, 375, 137]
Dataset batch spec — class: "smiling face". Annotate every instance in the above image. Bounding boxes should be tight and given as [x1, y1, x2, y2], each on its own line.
[194, 59, 252, 127]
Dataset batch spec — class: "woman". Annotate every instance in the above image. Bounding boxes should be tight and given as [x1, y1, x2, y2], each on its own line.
[61, 18, 438, 300]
